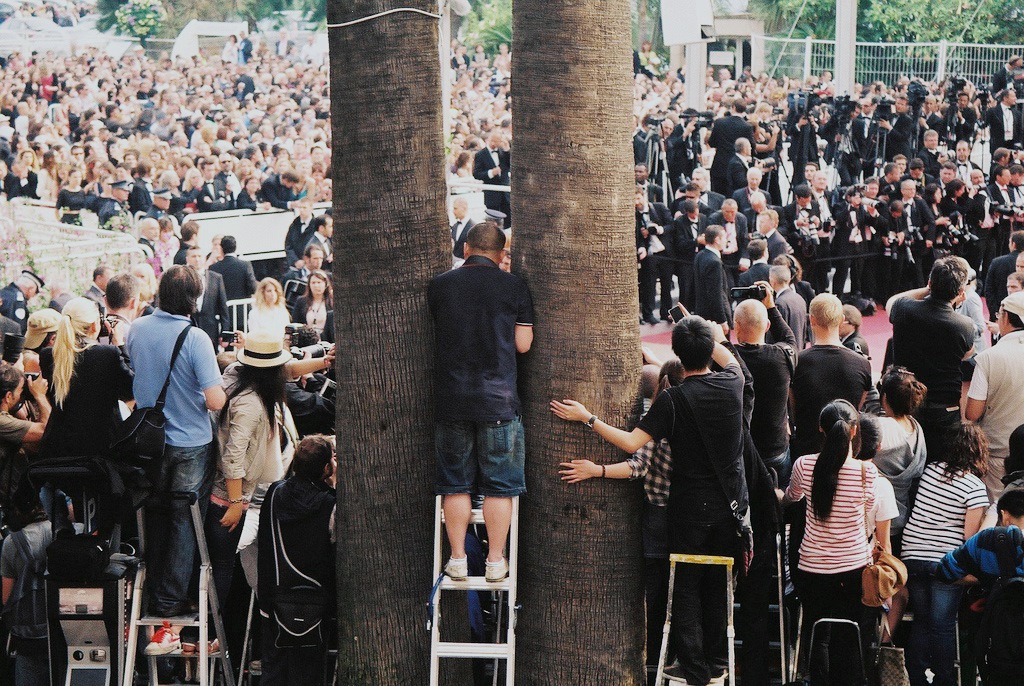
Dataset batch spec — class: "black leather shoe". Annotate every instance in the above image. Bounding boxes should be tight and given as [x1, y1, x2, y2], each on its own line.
[643, 314, 660, 325]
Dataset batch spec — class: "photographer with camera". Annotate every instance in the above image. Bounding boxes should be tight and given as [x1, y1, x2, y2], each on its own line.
[856, 98, 881, 179]
[0, 362, 49, 477]
[707, 99, 754, 195]
[950, 90, 979, 146]
[782, 184, 826, 289]
[708, 199, 749, 288]
[636, 187, 673, 325]
[786, 96, 821, 189]
[878, 93, 916, 161]
[984, 89, 1022, 155]
[749, 102, 784, 205]
[820, 96, 863, 187]
[832, 186, 881, 296]
[672, 199, 706, 311]
[992, 56, 1024, 98]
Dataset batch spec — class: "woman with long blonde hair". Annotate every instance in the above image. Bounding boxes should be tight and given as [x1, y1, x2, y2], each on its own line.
[246, 278, 290, 337]
[38, 296, 133, 459]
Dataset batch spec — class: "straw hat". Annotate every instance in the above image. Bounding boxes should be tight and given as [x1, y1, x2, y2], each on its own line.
[235, 330, 291, 368]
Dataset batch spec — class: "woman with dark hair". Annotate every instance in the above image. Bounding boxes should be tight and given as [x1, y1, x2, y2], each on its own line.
[290, 270, 332, 336]
[784, 399, 878, 685]
[206, 331, 291, 619]
[901, 423, 989, 686]
[874, 366, 928, 544]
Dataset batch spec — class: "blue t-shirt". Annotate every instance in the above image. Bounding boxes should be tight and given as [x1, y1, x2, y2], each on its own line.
[428, 256, 534, 422]
[126, 309, 222, 448]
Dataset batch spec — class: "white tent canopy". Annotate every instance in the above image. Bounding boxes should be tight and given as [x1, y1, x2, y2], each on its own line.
[172, 20, 248, 60]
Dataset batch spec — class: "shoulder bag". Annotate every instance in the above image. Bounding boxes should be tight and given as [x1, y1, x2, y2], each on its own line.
[110, 324, 192, 466]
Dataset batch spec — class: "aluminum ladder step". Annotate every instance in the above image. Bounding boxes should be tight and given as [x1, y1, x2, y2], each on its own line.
[435, 641, 512, 659]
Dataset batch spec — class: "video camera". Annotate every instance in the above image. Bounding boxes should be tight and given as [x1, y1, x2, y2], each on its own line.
[946, 75, 968, 103]
[875, 95, 896, 120]
[680, 110, 715, 130]
[907, 79, 930, 110]
[831, 94, 858, 122]
[788, 90, 823, 119]
[288, 325, 333, 360]
[730, 284, 768, 302]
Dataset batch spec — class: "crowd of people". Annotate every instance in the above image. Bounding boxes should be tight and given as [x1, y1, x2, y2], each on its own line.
[444, 42, 1024, 686]
[2, 27, 1024, 686]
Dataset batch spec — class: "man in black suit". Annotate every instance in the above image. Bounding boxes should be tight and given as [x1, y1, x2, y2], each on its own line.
[878, 94, 915, 162]
[672, 199, 706, 311]
[985, 230, 1024, 321]
[693, 225, 732, 331]
[186, 246, 229, 344]
[209, 235, 258, 301]
[261, 170, 301, 210]
[304, 214, 334, 272]
[831, 186, 882, 296]
[284, 199, 316, 270]
[473, 132, 511, 222]
[738, 239, 771, 287]
[752, 208, 793, 263]
[128, 161, 154, 215]
[732, 165, 763, 217]
[707, 100, 754, 195]
[690, 170, 726, 215]
[855, 98, 880, 180]
[985, 89, 1023, 155]
[725, 138, 755, 197]
[4, 159, 37, 199]
[635, 163, 664, 203]
[992, 56, 1024, 100]
[769, 264, 808, 349]
[635, 188, 673, 324]
[900, 157, 935, 195]
[917, 130, 942, 179]
[781, 185, 824, 286]
[450, 196, 473, 266]
[708, 199, 748, 288]
[196, 157, 233, 212]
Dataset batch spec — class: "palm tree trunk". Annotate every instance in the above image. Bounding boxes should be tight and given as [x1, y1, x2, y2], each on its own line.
[329, 1, 450, 683]
[511, 0, 647, 682]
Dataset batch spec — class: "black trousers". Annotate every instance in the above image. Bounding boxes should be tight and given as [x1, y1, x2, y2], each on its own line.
[799, 567, 874, 686]
[669, 520, 740, 686]
[832, 242, 866, 295]
[675, 261, 696, 312]
[916, 403, 962, 465]
[638, 256, 657, 318]
[655, 254, 678, 318]
[735, 538, 778, 686]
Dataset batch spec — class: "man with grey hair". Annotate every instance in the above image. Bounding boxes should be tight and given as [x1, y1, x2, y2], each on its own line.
[450, 196, 473, 267]
[726, 138, 754, 197]
[733, 165, 763, 217]
[0, 270, 43, 333]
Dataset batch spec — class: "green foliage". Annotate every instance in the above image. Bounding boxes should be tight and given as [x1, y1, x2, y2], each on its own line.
[462, 0, 512, 55]
[113, 0, 166, 40]
[749, 0, 1024, 44]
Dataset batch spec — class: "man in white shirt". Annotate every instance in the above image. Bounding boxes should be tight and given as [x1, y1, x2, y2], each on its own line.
[966, 291, 1024, 499]
[450, 197, 473, 268]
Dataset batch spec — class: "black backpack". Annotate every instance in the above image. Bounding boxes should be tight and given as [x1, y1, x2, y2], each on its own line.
[1, 529, 48, 640]
[975, 529, 1024, 682]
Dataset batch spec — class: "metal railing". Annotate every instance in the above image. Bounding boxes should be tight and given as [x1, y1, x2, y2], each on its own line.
[754, 35, 1024, 88]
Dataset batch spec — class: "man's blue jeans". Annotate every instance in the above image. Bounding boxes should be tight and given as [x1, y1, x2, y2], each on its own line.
[146, 443, 213, 615]
[906, 559, 962, 686]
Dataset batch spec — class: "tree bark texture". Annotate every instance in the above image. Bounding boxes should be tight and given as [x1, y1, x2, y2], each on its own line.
[329, 1, 451, 683]
[511, 0, 647, 683]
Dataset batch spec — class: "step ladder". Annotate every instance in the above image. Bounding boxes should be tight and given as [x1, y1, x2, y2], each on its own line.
[428, 495, 519, 686]
[122, 495, 236, 686]
[655, 553, 735, 686]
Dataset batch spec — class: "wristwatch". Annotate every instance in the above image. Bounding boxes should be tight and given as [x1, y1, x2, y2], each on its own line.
[586, 415, 598, 429]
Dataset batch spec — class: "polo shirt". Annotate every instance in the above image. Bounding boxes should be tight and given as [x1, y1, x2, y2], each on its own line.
[428, 255, 534, 422]
[126, 309, 222, 447]
[890, 296, 975, 407]
[968, 330, 1024, 457]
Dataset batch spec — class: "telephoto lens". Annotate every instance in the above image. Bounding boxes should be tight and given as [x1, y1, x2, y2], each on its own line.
[2, 333, 26, 364]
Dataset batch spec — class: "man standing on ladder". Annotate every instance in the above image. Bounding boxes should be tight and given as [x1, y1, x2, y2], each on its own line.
[428, 221, 534, 583]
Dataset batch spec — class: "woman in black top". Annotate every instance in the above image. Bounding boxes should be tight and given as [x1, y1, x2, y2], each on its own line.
[55, 168, 88, 225]
[235, 175, 265, 211]
[38, 297, 133, 459]
[290, 270, 333, 337]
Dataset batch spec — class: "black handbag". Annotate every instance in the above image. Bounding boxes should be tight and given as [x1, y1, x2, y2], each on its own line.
[110, 325, 192, 465]
[46, 529, 111, 581]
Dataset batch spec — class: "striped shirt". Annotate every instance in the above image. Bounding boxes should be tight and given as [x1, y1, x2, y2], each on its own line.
[901, 463, 988, 563]
[787, 454, 876, 574]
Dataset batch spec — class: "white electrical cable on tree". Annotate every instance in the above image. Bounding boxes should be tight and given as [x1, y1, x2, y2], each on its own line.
[326, 7, 442, 29]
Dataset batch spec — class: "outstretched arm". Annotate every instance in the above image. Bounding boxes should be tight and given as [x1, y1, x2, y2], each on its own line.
[550, 399, 652, 454]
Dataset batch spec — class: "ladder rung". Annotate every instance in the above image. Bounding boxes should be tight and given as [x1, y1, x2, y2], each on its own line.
[147, 648, 224, 658]
[440, 509, 485, 525]
[137, 615, 201, 626]
[440, 576, 511, 591]
[435, 642, 511, 659]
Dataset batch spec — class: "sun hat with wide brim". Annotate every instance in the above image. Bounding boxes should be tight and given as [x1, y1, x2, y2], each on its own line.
[235, 331, 292, 368]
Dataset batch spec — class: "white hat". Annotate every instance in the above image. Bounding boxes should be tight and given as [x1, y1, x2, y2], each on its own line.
[1002, 291, 1024, 321]
[235, 330, 291, 368]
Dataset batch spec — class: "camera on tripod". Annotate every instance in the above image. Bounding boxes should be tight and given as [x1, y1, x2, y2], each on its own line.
[680, 109, 714, 130]
[788, 90, 822, 119]
[907, 80, 930, 110]
[875, 95, 896, 120]
[946, 75, 968, 103]
[831, 94, 858, 122]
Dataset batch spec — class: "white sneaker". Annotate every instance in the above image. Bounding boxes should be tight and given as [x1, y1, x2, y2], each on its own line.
[444, 557, 468, 580]
[485, 558, 509, 582]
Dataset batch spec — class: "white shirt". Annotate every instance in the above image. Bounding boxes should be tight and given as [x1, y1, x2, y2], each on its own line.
[1003, 105, 1015, 140]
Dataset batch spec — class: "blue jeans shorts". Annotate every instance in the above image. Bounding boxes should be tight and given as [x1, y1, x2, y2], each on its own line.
[435, 416, 526, 497]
